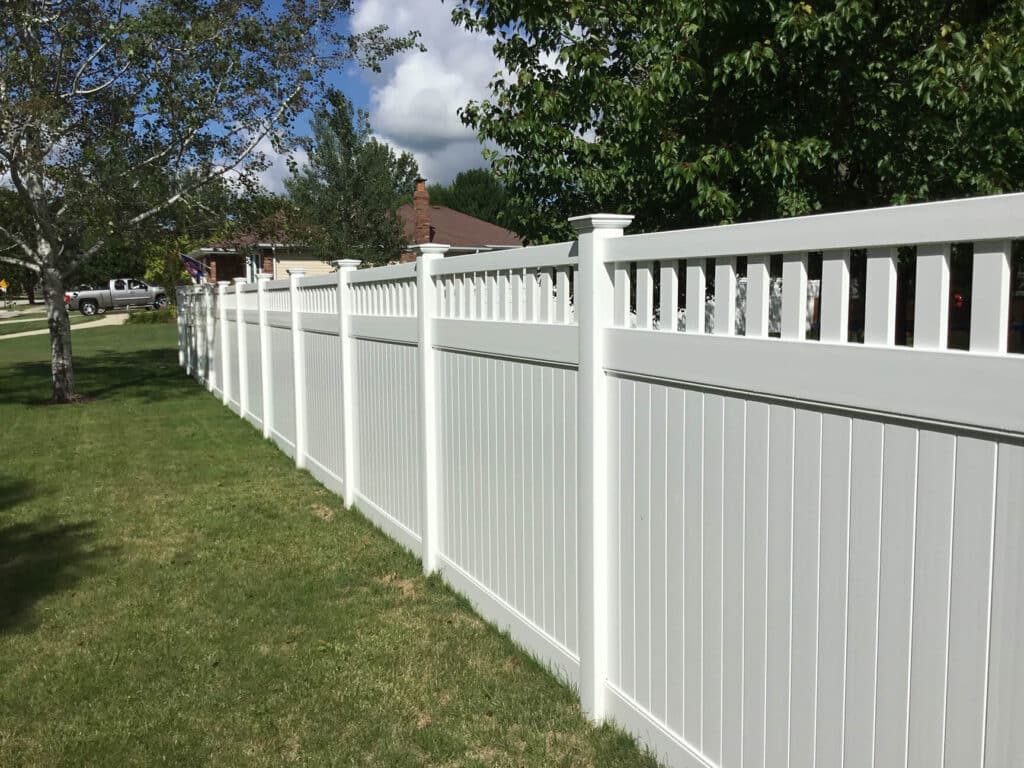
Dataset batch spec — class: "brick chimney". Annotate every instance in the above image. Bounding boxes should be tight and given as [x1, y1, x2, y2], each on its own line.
[413, 178, 431, 244]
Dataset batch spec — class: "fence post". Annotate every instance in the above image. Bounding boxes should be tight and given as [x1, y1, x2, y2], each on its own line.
[204, 283, 215, 392]
[257, 272, 273, 439]
[288, 269, 307, 468]
[218, 281, 231, 406]
[570, 212, 633, 721]
[234, 277, 248, 419]
[331, 259, 362, 507]
[176, 287, 186, 369]
[416, 243, 449, 574]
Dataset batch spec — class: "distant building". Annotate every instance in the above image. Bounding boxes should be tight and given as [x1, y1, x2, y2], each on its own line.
[396, 178, 522, 262]
[187, 179, 523, 281]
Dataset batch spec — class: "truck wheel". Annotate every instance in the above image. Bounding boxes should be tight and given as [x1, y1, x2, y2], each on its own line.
[80, 300, 98, 316]
[154, 294, 169, 309]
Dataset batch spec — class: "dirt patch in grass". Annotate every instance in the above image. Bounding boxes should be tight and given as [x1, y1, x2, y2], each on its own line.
[380, 572, 418, 598]
[310, 503, 335, 522]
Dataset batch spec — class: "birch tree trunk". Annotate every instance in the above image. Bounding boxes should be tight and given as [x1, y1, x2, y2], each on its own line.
[42, 262, 75, 403]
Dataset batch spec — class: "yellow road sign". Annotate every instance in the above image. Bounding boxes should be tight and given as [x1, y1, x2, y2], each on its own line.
[0, 279, 8, 291]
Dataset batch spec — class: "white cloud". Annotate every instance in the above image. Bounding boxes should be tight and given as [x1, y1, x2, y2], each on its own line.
[252, 136, 307, 195]
[352, 0, 501, 184]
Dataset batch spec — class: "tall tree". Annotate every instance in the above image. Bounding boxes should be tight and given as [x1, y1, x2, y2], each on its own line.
[427, 168, 510, 227]
[286, 90, 419, 265]
[0, 1, 418, 402]
[454, 1, 1024, 241]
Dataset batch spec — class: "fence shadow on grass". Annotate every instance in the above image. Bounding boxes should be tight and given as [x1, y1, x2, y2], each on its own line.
[1, 347, 200, 406]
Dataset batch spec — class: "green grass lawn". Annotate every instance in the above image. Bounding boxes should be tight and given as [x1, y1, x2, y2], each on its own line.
[0, 326, 658, 768]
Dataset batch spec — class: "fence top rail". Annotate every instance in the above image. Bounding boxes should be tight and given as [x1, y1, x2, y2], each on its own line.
[297, 273, 338, 289]
[241, 283, 259, 293]
[432, 241, 576, 276]
[605, 191, 1024, 263]
[347, 262, 416, 285]
[264, 279, 290, 291]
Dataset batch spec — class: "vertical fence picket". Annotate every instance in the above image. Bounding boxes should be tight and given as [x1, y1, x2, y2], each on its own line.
[970, 239, 1012, 353]
[746, 255, 770, 337]
[685, 261, 706, 333]
[820, 249, 850, 343]
[714, 257, 736, 335]
[659, 260, 679, 332]
[914, 243, 951, 349]
[864, 246, 898, 346]
[781, 253, 808, 340]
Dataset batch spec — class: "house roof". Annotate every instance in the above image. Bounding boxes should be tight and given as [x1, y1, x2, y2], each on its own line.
[397, 203, 522, 249]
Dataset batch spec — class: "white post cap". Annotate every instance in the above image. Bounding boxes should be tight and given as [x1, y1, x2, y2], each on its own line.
[568, 213, 635, 234]
[232, 277, 247, 284]
[331, 259, 362, 269]
[256, 272, 272, 281]
[414, 243, 450, 257]
[286, 268, 306, 277]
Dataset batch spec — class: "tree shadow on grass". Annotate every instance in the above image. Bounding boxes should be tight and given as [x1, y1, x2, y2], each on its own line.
[0, 515, 115, 634]
[0, 347, 200, 406]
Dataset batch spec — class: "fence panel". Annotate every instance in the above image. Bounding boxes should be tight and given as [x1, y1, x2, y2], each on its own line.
[176, 192, 1024, 768]
[353, 337, 421, 549]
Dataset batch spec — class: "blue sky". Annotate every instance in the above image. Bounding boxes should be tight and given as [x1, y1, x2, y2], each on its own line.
[257, 0, 501, 192]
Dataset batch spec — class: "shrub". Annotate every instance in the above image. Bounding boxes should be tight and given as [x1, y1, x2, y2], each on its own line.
[125, 307, 177, 325]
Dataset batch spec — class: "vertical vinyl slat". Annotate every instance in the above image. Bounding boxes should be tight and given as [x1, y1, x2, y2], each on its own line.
[619, 377, 636, 697]
[614, 264, 631, 328]
[714, 256, 737, 335]
[943, 437, 997, 767]
[907, 430, 956, 768]
[914, 243, 951, 349]
[555, 267, 571, 323]
[634, 381, 653, 709]
[970, 239, 1012, 353]
[701, 393, 724, 764]
[746, 254, 770, 337]
[864, 246, 898, 346]
[765, 405, 795, 767]
[649, 385, 669, 721]
[496, 271, 509, 321]
[815, 413, 852, 768]
[636, 261, 654, 329]
[843, 419, 884, 767]
[665, 386, 687, 734]
[742, 401, 770, 768]
[683, 389, 704, 746]
[786, 411, 819, 768]
[539, 269, 554, 323]
[721, 397, 745, 768]
[984, 443, 1024, 767]
[511, 269, 525, 322]
[782, 253, 809, 340]
[659, 261, 679, 332]
[820, 248, 851, 343]
[685, 261, 707, 333]
[873, 425, 918, 768]
[475, 273, 486, 320]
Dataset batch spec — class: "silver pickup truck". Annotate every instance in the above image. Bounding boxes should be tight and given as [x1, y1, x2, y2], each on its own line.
[65, 278, 169, 316]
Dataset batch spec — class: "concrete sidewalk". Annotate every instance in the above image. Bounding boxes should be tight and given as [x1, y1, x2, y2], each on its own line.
[0, 313, 129, 340]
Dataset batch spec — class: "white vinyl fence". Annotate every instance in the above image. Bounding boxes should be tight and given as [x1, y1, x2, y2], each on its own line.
[178, 194, 1024, 768]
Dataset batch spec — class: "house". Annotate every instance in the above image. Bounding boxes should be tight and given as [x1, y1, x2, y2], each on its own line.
[187, 179, 522, 281]
[184, 232, 328, 283]
[396, 179, 522, 261]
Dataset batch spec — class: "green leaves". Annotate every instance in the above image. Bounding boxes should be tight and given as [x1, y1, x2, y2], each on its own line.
[285, 91, 419, 266]
[452, 0, 1024, 240]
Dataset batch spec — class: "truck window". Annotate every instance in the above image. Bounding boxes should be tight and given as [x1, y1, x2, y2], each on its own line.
[114, 279, 126, 291]
[129, 279, 146, 289]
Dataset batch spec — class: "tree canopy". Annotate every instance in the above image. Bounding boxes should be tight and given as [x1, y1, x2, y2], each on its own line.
[454, 1, 1024, 241]
[286, 90, 420, 265]
[0, 0, 418, 400]
[428, 168, 510, 227]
